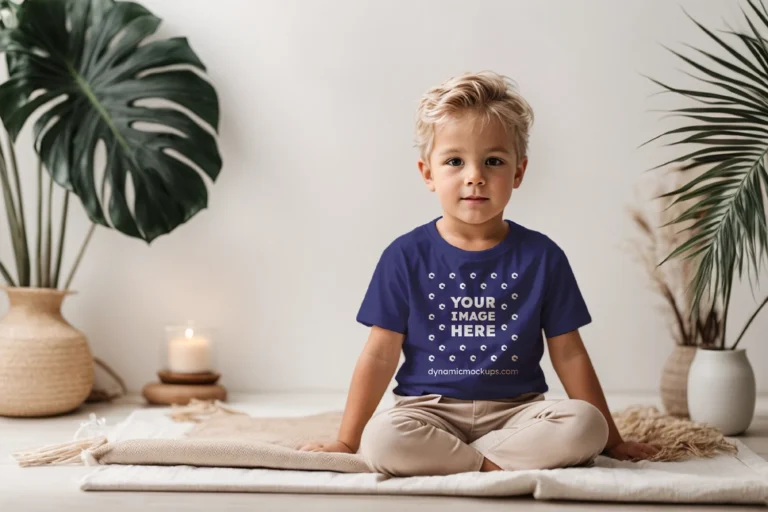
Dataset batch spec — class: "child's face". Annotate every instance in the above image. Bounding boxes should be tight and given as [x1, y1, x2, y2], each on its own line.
[418, 112, 528, 227]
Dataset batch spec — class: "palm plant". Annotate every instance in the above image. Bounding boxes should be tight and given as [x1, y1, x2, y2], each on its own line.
[647, 0, 768, 350]
[0, 0, 221, 290]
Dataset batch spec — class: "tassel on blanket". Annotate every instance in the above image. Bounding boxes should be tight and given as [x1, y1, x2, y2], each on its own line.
[613, 405, 738, 462]
[12, 412, 110, 467]
[11, 400, 243, 468]
[12, 436, 108, 467]
[168, 398, 247, 423]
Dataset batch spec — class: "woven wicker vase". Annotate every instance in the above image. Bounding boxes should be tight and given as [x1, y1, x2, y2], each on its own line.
[0, 287, 93, 417]
[660, 345, 697, 418]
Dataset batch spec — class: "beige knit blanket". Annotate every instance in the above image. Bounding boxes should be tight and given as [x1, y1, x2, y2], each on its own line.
[83, 409, 368, 472]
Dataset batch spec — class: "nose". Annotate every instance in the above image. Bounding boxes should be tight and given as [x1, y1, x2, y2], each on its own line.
[464, 165, 486, 186]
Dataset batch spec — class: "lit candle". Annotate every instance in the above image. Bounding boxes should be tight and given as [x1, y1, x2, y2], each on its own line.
[167, 327, 211, 373]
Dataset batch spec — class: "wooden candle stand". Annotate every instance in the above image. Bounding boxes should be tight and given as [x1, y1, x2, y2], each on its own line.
[142, 371, 227, 405]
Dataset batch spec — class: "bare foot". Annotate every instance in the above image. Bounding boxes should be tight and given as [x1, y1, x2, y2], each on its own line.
[480, 457, 502, 472]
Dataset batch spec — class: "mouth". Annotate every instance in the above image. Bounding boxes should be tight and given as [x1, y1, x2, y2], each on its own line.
[461, 195, 489, 203]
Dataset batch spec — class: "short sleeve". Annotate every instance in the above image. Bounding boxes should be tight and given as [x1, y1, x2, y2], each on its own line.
[541, 247, 591, 338]
[356, 243, 410, 334]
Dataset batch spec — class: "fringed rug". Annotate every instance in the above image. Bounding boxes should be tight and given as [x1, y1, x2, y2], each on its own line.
[12, 400, 768, 505]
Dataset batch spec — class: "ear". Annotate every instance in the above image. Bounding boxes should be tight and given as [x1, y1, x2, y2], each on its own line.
[418, 159, 436, 192]
[513, 157, 528, 189]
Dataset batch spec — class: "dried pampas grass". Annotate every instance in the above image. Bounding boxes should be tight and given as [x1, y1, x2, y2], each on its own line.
[614, 405, 738, 461]
[626, 168, 723, 347]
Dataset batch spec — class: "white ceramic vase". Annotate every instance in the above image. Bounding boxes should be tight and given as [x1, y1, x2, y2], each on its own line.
[687, 347, 756, 436]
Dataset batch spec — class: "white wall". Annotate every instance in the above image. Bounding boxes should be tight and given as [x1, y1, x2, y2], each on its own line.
[2, 0, 766, 395]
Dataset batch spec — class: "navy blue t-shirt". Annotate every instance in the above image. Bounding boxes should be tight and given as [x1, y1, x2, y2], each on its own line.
[356, 217, 591, 400]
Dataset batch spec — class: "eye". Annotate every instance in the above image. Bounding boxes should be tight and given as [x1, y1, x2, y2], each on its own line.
[446, 157, 463, 166]
[486, 157, 504, 166]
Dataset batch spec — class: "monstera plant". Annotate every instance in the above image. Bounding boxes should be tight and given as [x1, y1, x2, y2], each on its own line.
[0, 0, 222, 417]
[0, 0, 222, 289]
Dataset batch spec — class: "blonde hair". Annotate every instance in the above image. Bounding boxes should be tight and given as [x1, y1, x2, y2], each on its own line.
[415, 71, 534, 164]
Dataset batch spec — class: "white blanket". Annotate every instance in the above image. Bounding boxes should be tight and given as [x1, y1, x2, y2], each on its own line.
[79, 407, 768, 505]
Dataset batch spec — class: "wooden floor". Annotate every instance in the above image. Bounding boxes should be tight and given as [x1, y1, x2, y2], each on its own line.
[1, 392, 767, 511]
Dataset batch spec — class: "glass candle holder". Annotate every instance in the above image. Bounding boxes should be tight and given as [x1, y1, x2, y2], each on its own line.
[163, 324, 217, 374]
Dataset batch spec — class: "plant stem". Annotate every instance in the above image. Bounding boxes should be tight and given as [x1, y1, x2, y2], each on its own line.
[64, 223, 96, 291]
[0, 152, 23, 285]
[662, 285, 689, 344]
[720, 298, 729, 350]
[42, 175, 53, 287]
[5, 131, 29, 286]
[35, 160, 42, 287]
[720, 262, 734, 350]
[0, 259, 15, 287]
[731, 295, 768, 350]
[52, 191, 69, 288]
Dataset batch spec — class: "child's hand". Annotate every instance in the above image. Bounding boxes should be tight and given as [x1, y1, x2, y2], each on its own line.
[604, 441, 660, 461]
[298, 440, 355, 454]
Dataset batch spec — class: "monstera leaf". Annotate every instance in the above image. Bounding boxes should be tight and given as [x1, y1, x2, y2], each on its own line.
[0, 0, 222, 242]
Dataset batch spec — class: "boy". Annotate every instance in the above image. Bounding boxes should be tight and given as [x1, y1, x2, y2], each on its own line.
[300, 71, 658, 476]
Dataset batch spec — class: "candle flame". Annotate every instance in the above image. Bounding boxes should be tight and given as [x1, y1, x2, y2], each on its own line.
[184, 328, 194, 338]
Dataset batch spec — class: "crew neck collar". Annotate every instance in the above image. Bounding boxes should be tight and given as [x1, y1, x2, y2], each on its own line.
[426, 216, 516, 261]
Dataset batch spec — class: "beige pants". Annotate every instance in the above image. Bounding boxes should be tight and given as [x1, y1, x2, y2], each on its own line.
[359, 392, 609, 477]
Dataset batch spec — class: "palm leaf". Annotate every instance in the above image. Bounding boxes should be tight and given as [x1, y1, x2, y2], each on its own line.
[0, 0, 222, 243]
[649, 0, 768, 324]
